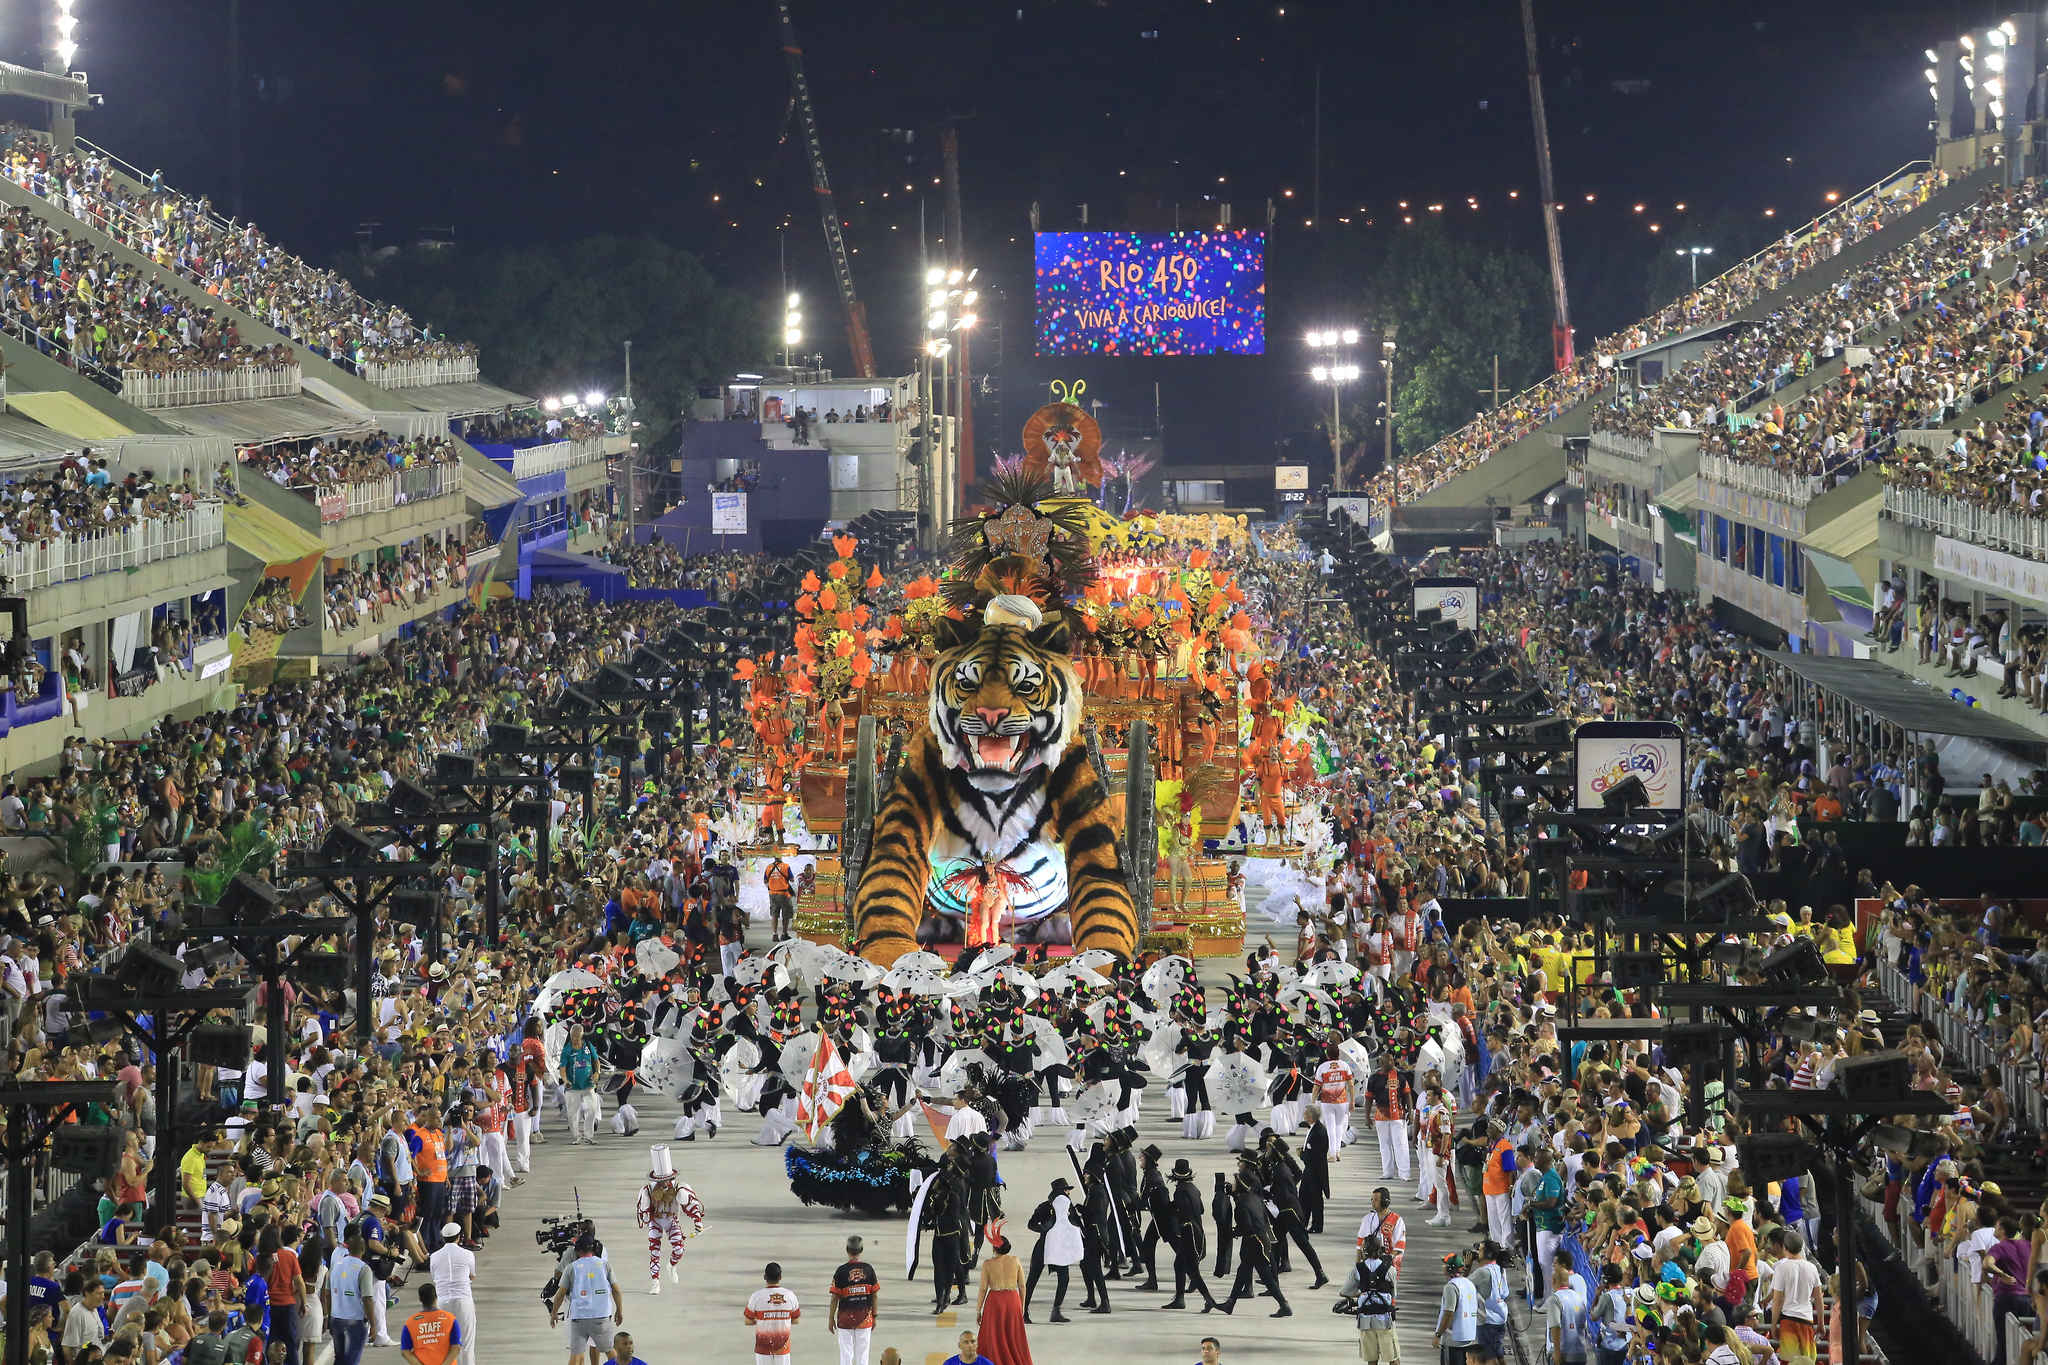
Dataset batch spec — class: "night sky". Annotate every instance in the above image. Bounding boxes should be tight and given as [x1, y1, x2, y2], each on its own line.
[32, 0, 1955, 464]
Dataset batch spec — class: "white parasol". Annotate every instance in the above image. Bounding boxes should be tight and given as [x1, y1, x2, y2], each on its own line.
[638, 1034, 698, 1099]
[1020, 1015, 1070, 1070]
[780, 1031, 824, 1085]
[634, 939, 681, 979]
[1210, 1051, 1271, 1113]
[1068, 1080, 1121, 1126]
[882, 951, 949, 989]
[1306, 960, 1362, 988]
[1140, 956, 1192, 1008]
[932, 1047, 993, 1096]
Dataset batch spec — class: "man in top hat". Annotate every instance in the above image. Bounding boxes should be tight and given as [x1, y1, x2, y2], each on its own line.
[1136, 1144, 1170, 1291]
[1163, 1159, 1220, 1312]
[634, 1145, 704, 1293]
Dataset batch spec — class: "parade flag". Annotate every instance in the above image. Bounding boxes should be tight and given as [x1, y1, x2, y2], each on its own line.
[919, 1102, 954, 1153]
[795, 1034, 856, 1143]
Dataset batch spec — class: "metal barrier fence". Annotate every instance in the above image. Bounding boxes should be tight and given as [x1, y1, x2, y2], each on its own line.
[0, 502, 226, 592]
[119, 364, 301, 409]
[511, 437, 608, 480]
[1883, 482, 2048, 561]
[358, 356, 480, 389]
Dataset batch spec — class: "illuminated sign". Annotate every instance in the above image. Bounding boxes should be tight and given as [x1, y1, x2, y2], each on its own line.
[1034, 231, 1265, 355]
[1413, 577, 1480, 630]
[1574, 720, 1685, 815]
[712, 492, 747, 534]
[1275, 466, 1309, 490]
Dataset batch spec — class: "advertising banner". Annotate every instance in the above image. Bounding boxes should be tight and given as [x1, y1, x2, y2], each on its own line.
[1034, 230, 1265, 355]
[316, 491, 345, 524]
[1412, 577, 1480, 630]
[712, 491, 748, 534]
[1574, 720, 1685, 814]
[1275, 465, 1309, 489]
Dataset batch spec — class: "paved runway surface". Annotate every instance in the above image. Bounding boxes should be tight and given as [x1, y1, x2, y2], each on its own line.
[465, 958, 1542, 1365]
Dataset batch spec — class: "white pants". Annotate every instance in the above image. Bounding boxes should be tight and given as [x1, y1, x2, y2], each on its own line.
[511, 1110, 534, 1170]
[721, 940, 743, 976]
[370, 1281, 390, 1341]
[567, 1088, 599, 1142]
[1485, 1191, 1513, 1248]
[444, 1296, 476, 1365]
[1374, 1120, 1411, 1179]
[1319, 1100, 1351, 1147]
[836, 1325, 871, 1365]
[1420, 1152, 1454, 1219]
[482, 1131, 513, 1184]
[1533, 1228, 1561, 1293]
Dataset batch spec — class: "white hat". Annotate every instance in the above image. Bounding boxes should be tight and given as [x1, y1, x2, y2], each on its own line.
[649, 1144, 674, 1180]
[441, 1222, 462, 1239]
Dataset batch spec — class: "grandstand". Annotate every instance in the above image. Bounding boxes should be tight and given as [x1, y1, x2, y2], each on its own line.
[0, 96, 624, 769]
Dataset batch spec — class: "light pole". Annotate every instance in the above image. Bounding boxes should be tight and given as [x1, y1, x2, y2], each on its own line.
[1307, 328, 1359, 490]
[1676, 246, 1715, 285]
[783, 294, 803, 369]
[1381, 326, 1399, 520]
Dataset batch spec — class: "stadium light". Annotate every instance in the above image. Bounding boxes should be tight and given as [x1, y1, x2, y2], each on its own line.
[1312, 364, 1329, 381]
[1986, 78, 2003, 98]
[1926, 47, 1938, 62]
[53, 0, 77, 68]
[542, 397, 561, 412]
[583, 391, 604, 407]
[947, 270, 964, 285]
[925, 267, 945, 285]
[1961, 33, 1974, 49]
[927, 311, 947, 330]
[957, 313, 978, 329]
[2001, 19, 2017, 38]
[925, 339, 951, 357]
[1675, 245, 1714, 284]
[1991, 100, 2006, 118]
[786, 292, 799, 308]
[1988, 26, 2008, 46]
[1341, 329, 1359, 345]
[1986, 52, 2005, 71]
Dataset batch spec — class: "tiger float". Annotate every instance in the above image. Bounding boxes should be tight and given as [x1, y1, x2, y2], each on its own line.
[850, 591, 1140, 966]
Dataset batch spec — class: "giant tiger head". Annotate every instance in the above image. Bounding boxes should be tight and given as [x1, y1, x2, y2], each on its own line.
[929, 606, 1081, 792]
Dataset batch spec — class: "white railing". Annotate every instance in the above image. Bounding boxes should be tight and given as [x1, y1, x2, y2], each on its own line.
[1699, 452, 1823, 508]
[121, 364, 301, 409]
[1588, 432, 1659, 462]
[359, 356, 480, 389]
[1883, 482, 2048, 560]
[511, 437, 609, 480]
[301, 464, 462, 523]
[0, 502, 226, 592]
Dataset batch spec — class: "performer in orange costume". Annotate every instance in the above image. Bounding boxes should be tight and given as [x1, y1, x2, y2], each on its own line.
[1255, 744, 1288, 847]
[942, 860, 1031, 953]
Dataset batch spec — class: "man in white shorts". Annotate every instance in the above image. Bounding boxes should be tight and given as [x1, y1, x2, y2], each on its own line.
[745, 1263, 801, 1365]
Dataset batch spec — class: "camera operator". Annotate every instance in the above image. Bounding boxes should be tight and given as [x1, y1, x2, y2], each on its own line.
[550, 1231, 623, 1365]
[544, 1220, 603, 1302]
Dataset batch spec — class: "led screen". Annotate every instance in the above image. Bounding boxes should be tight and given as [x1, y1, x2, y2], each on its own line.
[1034, 230, 1264, 355]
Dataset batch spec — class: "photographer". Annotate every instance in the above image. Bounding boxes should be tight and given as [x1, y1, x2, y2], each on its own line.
[1340, 1235, 1399, 1365]
[549, 1232, 622, 1365]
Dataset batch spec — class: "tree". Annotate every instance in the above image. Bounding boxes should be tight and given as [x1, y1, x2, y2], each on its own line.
[346, 236, 766, 448]
[1368, 224, 1550, 453]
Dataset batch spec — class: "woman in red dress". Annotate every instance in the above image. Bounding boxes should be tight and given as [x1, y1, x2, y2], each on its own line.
[975, 1224, 1033, 1365]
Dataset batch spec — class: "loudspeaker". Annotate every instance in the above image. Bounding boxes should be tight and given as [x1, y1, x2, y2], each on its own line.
[51, 1125, 122, 1179]
[389, 778, 439, 818]
[390, 889, 437, 927]
[487, 723, 530, 754]
[1833, 1051, 1913, 1103]
[296, 953, 352, 992]
[450, 839, 493, 871]
[318, 825, 383, 867]
[190, 1023, 253, 1069]
[643, 708, 676, 733]
[1610, 952, 1665, 989]
[509, 800, 551, 828]
[1736, 1133, 1809, 1184]
[1660, 1022, 1723, 1065]
[1760, 938, 1826, 986]
[605, 736, 639, 760]
[558, 765, 595, 793]
[219, 874, 280, 924]
[435, 753, 478, 783]
[115, 941, 184, 995]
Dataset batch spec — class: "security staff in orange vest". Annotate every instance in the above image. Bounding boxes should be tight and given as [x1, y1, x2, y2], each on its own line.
[399, 1283, 462, 1365]
[1480, 1120, 1518, 1250]
[409, 1111, 452, 1251]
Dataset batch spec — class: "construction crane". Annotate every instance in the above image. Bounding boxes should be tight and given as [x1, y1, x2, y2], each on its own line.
[772, 0, 876, 378]
[1520, 0, 1574, 373]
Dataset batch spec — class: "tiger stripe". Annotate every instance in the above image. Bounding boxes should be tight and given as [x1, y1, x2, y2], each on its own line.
[851, 621, 1139, 966]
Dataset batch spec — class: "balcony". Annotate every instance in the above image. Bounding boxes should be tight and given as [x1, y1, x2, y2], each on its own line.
[1883, 482, 2048, 561]
[359, 356, 481, 390]
[0, 502, 226, 592]
[121, 364, 302, 409]
[512, 437, 608, 480]
[1588, 431, 1659, 462]
[1699, 452, 1822, 508]
[301, 464, 463, 524]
